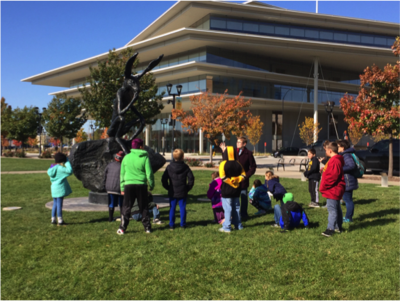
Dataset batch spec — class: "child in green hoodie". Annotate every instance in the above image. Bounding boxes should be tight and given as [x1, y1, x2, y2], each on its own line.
[47, 153, 73, 226]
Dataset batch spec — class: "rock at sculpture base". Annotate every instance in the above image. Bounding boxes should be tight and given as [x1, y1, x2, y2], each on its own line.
[89, 191, 108, 205]
[69, 137, 166, 193]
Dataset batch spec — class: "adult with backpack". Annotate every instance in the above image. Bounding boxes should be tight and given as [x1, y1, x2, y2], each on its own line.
[337, 139, 360, 223]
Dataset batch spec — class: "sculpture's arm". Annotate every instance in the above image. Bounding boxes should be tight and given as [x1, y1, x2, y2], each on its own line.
[136, 55, 164, 81]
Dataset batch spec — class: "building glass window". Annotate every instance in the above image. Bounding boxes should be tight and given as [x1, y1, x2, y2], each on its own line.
[206, 15, 394, 49]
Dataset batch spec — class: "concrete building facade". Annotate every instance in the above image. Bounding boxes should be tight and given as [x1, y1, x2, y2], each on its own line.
[22, 1, 398, 153]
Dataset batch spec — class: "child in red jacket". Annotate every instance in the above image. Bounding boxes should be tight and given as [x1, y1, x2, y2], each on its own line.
[320, 142, 346, 237]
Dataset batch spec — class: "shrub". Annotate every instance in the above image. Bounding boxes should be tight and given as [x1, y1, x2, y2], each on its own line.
[204, 162, 215, 168]
[40, 150, 52, 159]
[3, 151, 14, 157]
[15, 149, 26, 158]
[184, 158, 203, 167]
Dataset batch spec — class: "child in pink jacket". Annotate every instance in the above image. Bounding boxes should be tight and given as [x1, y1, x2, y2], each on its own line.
[207, 172, 225, 224]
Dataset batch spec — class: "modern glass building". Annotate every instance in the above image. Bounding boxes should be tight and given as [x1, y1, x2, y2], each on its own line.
[22, 1, 398, 152]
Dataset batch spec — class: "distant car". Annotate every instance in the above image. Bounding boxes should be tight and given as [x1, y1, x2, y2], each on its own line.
[298, 139, 336, 157]
[355, 139, 400, 175]
[273, 147, 300, 158]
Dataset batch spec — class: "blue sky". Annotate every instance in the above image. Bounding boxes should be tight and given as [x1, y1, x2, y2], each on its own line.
[1, 1, 399, 132]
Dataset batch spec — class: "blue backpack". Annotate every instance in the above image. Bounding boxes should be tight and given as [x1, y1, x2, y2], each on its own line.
[351, 153, 364, 178]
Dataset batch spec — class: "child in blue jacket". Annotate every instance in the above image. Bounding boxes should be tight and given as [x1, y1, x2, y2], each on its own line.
[278, 193, 309, 232]
[265, 171, 287, 206]
[47, 153, 73, 226]
[248, 179, 272, 215]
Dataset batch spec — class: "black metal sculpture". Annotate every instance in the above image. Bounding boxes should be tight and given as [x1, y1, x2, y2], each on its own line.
[107, 52, 164, 154]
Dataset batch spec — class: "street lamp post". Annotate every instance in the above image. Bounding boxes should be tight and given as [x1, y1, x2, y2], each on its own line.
[160, 118, 168, 156]
[324, 101, 335, 140]
[166, 84, 182, 161]
[34, 107, 46, 157]
[90, 123, 95, 141]
[281, 88, 294, 148]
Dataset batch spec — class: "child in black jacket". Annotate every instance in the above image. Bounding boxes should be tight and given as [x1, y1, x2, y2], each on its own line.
[304, 148, 321, 208]
[162, 149, 194, 230]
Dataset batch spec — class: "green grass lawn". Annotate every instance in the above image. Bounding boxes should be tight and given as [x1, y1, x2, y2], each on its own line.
[1, 158, 53, 172]
[1, 170, 399, 299]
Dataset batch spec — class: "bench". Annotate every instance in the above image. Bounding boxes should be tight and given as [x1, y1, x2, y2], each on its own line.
[299, 158, 309, 172]
[277, 158, 297, 171]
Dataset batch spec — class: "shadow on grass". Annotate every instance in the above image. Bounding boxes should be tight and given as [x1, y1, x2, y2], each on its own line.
[357, 208, 399, 221]
[355, 198, 378, 205]
[349, 218, 397, 231]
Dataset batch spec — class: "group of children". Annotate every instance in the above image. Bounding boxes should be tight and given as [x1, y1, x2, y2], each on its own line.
[47, 138, 357, 237]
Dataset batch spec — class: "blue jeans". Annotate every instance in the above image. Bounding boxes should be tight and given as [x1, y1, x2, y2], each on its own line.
[52, 197, 63, 218]
[169, 198, 187, 228]
[240, 190, 249, 218]
[222, 197, 243, 231]
[133, 207, 160, 221]
[274, 204, 282, 224]
[108, 194, 123, 209]
[343, 191, 354, 221]
[327, 198, 343, 230]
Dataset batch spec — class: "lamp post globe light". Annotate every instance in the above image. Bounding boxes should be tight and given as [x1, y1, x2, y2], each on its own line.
[34, 107, 46, 157]
[166, 84, 182, 161]
[324, 101, 335, 140]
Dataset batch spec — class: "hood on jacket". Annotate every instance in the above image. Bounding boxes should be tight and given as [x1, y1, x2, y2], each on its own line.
[47, 165, 59, 177]
[168, 160, 190, 173]
[340, 147, 356, 155]
[130, 149, 148, 158]
[222, 146, 239, 161]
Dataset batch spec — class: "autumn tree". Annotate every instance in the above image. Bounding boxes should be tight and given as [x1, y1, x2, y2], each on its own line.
[43, 94, 87, 151]
[347, 125, 363, 146]
[298, 117, 322, 146]
[75, 128, 88, 143]
[1, 136, 9, 149]
[100, 128, 109, 139]
[79, 48, 164, 129]
[4, 106, 39, 147]
[27, 137, 38, 148]
[49, 138, 61, 147]
[245, 116, 264, 153]
[173, 91, 252, 162]
[12, 140, 23, 148]
[340, 37, 400, 176]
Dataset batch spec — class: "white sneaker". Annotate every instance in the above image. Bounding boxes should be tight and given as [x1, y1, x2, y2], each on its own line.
[116, 229, 124, 235]
[152, 218, 164, 225]
[145, 229, 151, 234]
[271, 223, 280, 228]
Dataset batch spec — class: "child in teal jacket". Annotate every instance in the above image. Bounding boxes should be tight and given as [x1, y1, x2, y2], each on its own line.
[47, 153, 73, 225]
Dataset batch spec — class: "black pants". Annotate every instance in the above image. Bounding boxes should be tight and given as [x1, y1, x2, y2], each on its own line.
[308, 180, 319, 203]
[120, 184, 151, 231]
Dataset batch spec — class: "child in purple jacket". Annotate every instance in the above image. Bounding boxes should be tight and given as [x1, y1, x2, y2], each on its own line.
[207, 172, 225, 225]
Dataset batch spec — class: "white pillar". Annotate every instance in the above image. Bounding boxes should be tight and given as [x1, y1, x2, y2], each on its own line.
[145, 125, 150, 146]
[313, 57, 319, 143]
[199, 128, 203, 153]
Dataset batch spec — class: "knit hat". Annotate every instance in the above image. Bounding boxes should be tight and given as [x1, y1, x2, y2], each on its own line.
[282, 193, 294, 204]
[54, 152, 67, 164]
[131, 138, 143, 149]
[114, 151, 125, 162]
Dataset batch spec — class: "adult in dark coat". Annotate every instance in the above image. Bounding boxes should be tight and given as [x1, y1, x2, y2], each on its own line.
[221, 137, 257, 219]
[337, 140, 358, 222]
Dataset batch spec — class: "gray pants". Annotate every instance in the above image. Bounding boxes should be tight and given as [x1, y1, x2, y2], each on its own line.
[327, 198, 343, 230]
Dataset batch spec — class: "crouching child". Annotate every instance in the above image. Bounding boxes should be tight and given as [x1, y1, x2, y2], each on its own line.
[278, 193, 309, 232]
[248, 179, 272, 215]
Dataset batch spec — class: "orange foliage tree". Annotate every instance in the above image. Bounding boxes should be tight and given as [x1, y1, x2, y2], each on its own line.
[49, 138, 61, 147]
[298, 117, 322, 146]
[75, 128, 88, 143]
[340, 37, 400, 176]
[27, 137, 38, 147]
[1, 136, 9, 149]
[100, 128, 109, 139]
[245, 116, 264, 153]
[12, 140, 23, 148]
[172, 91, 252, 162]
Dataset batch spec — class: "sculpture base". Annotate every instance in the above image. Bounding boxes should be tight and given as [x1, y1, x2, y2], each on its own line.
[89, 191, 109, 205]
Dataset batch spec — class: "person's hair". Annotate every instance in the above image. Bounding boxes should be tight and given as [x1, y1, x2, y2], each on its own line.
[211, 171, 219, 180]
[323, 140, 330, 148]
[337, 139, 350, 150]
[326, 141, 339, 154]
[237, 136, 247, 145]
[265, 171, 279, 180]
[308, 148, 316, 155]
[131, 138, 143, 149]
[253, 179, 262, 187]
[173, 149, 184, 161]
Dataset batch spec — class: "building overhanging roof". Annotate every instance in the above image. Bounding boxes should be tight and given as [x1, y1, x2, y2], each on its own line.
[125, 1, 399, 45]
[22, 28, 395, 88]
